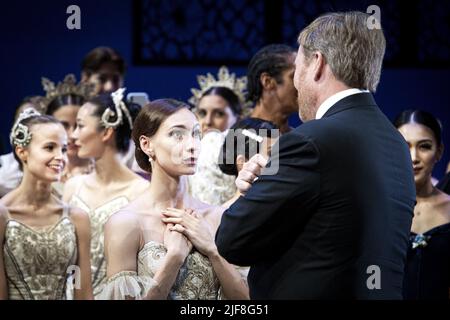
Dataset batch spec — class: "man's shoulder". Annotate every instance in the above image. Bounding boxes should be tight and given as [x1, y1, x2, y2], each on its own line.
[288, 118, 341, 143]
[292, 119, 325, 135]
[271, 123, 322, 163]
[282, 116, 362, 157]
[279, 123, 318, 147]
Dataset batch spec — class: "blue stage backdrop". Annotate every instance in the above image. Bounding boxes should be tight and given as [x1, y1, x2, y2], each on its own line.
[0, 0, 449, 177]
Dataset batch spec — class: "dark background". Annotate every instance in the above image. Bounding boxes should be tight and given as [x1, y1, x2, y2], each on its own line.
[1, 0, 449, 177]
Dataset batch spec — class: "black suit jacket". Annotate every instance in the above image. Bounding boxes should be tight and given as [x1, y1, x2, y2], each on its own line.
[215, 93, 416, 299]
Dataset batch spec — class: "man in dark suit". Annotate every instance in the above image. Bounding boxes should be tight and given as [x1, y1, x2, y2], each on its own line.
[215, 11, 416, 299]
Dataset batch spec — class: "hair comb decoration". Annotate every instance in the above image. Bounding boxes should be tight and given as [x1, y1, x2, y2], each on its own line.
[189, 66, 252, 115]
[100, 88, 134, 130]
[10, 107, 42, 147]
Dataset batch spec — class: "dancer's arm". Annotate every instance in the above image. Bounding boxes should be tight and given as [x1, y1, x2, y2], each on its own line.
[70, 207, 94, 300]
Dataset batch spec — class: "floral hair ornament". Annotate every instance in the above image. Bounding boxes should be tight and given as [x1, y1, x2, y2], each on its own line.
[10, 107, 42, 147]
[189, 66, 252, 116]
[100, 88, 133, 130]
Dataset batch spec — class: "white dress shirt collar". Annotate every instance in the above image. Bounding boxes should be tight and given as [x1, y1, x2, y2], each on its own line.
[315, 88, 369, 120]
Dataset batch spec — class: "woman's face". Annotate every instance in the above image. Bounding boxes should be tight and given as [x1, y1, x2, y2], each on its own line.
[73, 103, 106, 159]
[51, 104, 80, 159]
[84, 62, 124, 95]
[275, 53, 298, 114]
[197, 94, 237, 134]
[20, 123, 68, 182]
[398, 123, 442, 187]
[150, 108, 201, 177]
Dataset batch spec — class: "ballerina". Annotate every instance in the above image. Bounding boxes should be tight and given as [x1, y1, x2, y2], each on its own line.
[0, 108, 92, 299]
[100, 99, 249, 300]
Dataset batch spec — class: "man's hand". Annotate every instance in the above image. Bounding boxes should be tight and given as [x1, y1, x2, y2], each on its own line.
[235, 154, 268, 195]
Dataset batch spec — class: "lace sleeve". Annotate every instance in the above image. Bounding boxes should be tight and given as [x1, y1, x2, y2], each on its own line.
[97, 271, 157, 300]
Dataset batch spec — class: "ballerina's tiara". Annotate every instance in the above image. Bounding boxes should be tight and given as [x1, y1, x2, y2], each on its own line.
[40, 74, 95, 111]
[189, 66, 252, 115]
[100, 88, 134, 130]
[10, 108, 42, 147]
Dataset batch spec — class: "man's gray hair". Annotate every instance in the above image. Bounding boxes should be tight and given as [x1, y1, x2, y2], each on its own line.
[298, 11, 385, 92]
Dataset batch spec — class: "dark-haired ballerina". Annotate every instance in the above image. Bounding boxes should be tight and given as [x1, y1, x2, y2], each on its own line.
[219, 118, 278, 208]
[187, 66, 248, 205]
[395, 110, 450, 300]
[63, 89, 149, 297]
[100, 99, 248, 300]
[247, 44, 298, 134]
[40, 74, 95, 197]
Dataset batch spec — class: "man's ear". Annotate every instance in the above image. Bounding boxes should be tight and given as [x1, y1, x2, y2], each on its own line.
[313, 51, 326, 82]
[236, 154, 246, 173]
[139, 135, 154, 158]
[260, 72, 276, 91]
